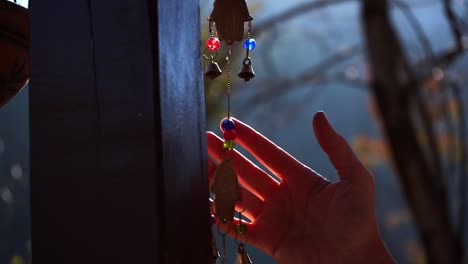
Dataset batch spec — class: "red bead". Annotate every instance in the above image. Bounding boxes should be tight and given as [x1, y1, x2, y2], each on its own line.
[223, 130, 237, 140]
[206, 37, 220, 51]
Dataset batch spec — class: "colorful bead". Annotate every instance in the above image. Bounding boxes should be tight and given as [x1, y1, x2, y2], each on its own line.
[235, 223, 247, 235]
[243, 38, 256, 51]
[206, 37, 220, 51]
[221, 118, 235, 131]
[223, 140, 236, 150]
[224, 130, 237, 140]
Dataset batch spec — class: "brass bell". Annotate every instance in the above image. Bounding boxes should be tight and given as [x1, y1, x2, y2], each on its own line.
[236, 243, 253, 264]
[238, 57, 255, 82]
[205, 59, 222, 79]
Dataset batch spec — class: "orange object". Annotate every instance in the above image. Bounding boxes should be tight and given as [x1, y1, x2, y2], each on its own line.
[0, 0, 29, 108]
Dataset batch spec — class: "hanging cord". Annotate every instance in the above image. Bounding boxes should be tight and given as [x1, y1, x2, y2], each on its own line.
[234, 210, 249, 246]
[217, 223, 230, 264]
[226, 46, 232, 119]
[221, 233, 227, 264]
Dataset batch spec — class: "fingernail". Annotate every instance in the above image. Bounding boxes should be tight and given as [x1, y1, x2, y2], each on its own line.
[315, 111, 327, 123]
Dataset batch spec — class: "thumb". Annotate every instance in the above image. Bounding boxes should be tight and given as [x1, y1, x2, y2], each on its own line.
[312, 111, 372, 184]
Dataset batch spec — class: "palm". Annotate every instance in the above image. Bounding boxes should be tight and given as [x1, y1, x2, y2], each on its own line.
[207, 112, 385, 264]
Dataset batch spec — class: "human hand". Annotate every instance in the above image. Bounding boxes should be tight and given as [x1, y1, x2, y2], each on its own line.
[207, 111, 395, 264]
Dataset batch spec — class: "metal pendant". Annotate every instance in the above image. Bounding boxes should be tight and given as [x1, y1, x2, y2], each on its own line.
[210, 159, 239, 222]
[236, 243, 253, 264]
[238, 57, 255, 82]
[205, 59, 223, 79]
[209, 0, 253, 44]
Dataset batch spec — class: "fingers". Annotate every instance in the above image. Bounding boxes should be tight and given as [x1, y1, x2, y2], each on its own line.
[226, 118, 312, 182]
[312, 111, 371, 184]
[207, 132, 279, 200]
[236, 186, 264, 221]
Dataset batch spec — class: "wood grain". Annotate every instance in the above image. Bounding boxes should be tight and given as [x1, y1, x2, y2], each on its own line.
[30, 0, 209, 263]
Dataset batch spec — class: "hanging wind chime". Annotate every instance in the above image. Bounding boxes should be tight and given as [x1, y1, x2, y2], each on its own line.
[204, 0, 256, 263]
[0, 0, 29, 109]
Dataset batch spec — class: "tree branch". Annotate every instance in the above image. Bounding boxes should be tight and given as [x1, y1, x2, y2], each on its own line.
[443, 0, 464, 51]
[255, 0, 354, 35]
[361, 0, 462, 263]
[236, 44, 363, 114]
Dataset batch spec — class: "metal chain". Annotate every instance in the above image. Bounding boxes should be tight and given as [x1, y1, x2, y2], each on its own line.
[226, 46, 232, 119]
[221, 233, 227, 264]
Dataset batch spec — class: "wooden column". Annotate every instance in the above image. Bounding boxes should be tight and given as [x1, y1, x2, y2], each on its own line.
[29, 0, 210, 263]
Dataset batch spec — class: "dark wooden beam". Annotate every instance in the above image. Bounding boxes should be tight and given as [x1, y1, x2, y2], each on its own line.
[29, 0, 210, 263]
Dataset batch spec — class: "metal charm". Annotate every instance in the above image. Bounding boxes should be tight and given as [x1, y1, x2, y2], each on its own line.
[205, 59, 223, 79]
[210, 159, 239, 222]
[236, 243, 253, 264]
[209, 0, 253, 44]
[238, 57, 255, 82]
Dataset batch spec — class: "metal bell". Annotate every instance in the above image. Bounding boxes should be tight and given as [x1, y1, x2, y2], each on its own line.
[205, 60, 223, 79]
[236, 243, 253, 264]
[238, 57, 255, 82]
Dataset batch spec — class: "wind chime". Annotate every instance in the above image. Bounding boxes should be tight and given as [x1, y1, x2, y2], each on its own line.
[203, 0, 256, 263]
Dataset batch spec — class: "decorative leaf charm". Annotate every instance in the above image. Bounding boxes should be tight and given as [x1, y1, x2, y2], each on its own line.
[211, 159, 239, 222]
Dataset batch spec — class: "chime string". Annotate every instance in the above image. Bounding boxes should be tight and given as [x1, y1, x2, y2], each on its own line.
[222, 233, 227, 264]
[226, 46, 232, 119]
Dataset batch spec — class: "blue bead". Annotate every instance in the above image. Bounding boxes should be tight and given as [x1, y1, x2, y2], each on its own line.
[243, 38, 256, 51]
[222, 119, 235, 131]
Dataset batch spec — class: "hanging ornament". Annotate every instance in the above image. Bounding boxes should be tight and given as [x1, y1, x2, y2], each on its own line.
[236, 243, 253, 264]
[235, 211, 252, 264]
[211, 159, 239, 222]
[205, 0, 256, 263]
[238, 21, 256, 82]
[204, 21, 223, 79]
[0, 0, 29, 109]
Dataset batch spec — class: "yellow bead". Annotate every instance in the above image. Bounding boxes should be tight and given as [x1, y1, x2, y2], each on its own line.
[235, 223, 247, 235]
[223, 140, 235, 150]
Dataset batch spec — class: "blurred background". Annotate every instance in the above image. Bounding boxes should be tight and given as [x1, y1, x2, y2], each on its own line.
[202, 0, 468, 263]
[0, 0, 467, 263]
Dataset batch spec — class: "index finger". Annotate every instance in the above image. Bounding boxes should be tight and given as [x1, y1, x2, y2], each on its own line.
[224, 118, 311, 181]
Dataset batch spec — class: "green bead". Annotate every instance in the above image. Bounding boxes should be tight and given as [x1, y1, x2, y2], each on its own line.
[223, 140, 236, 150]
[235, 223, 247, 235]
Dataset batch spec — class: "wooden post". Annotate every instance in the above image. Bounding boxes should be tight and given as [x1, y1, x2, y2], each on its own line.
[29, 0, 210, 263]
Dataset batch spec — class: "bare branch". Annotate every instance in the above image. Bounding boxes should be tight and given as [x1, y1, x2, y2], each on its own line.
[237, 44, 363, 114]
[255, 0, 354, 35]
[443, 0, 464, 51]
[361, 0, 462, 263]
[391, 0, 435, 62]
[450, 78, 467, 259]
